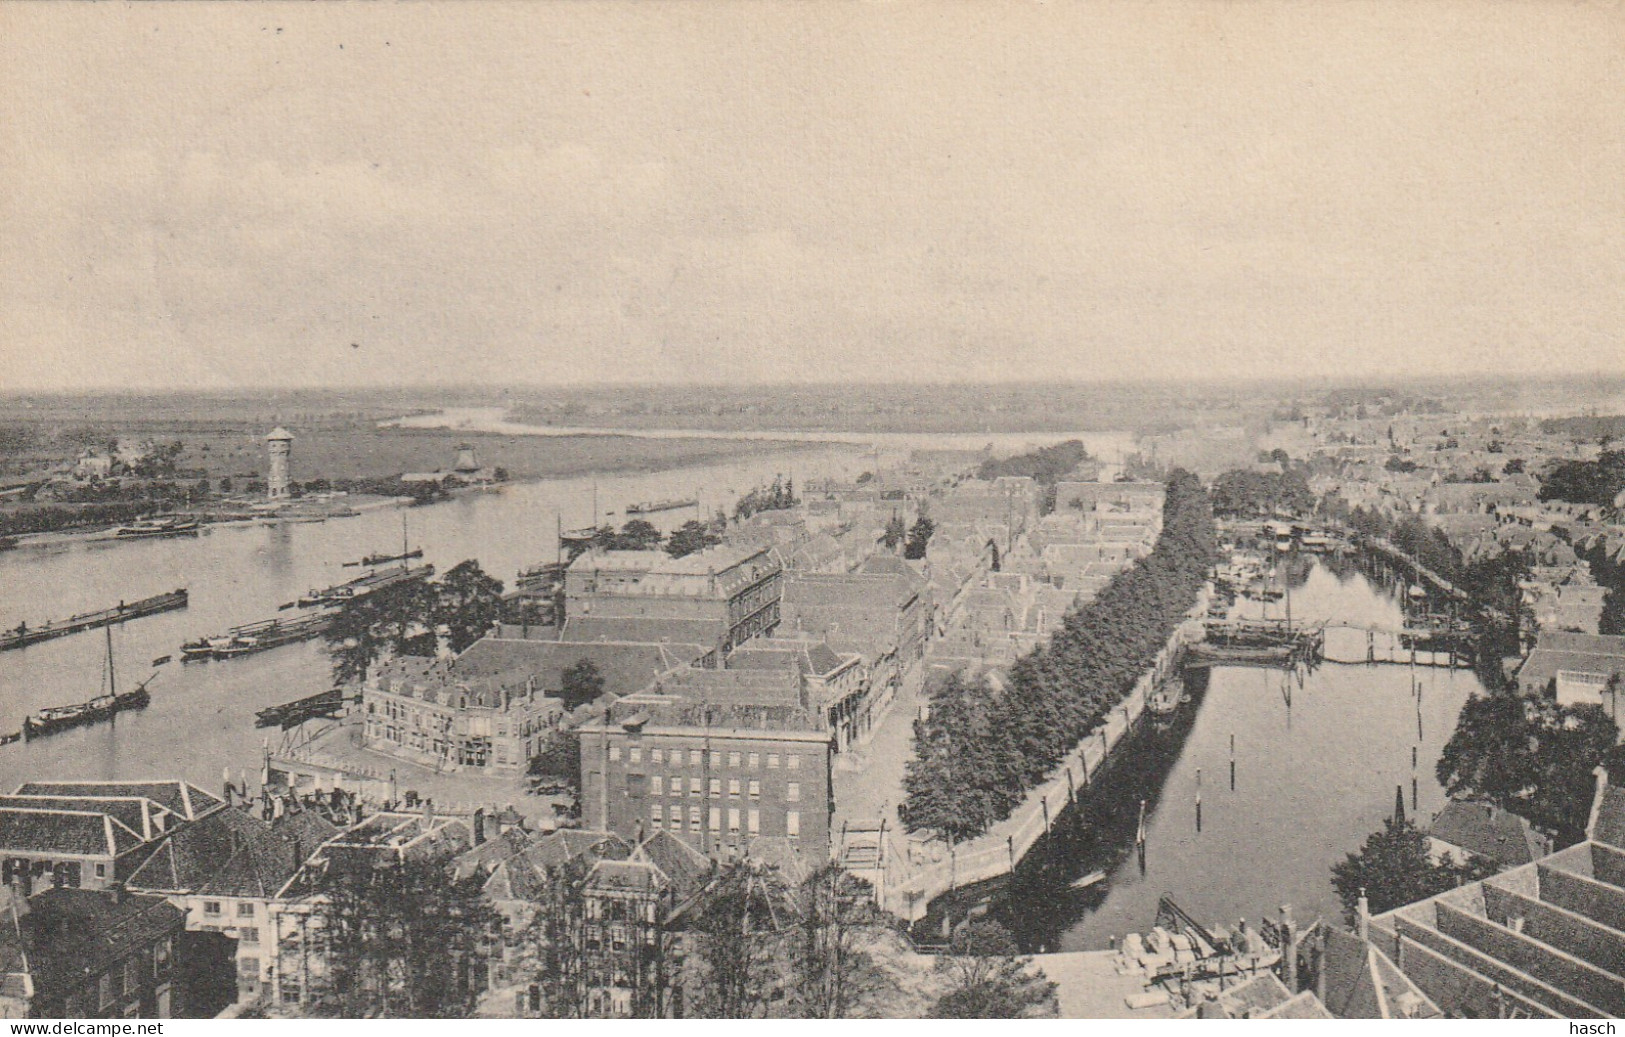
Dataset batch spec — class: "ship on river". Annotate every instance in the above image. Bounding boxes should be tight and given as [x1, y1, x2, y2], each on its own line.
[296, 563, 434, 608]
[0, 588, 188, 652]
[181, 610, 334, 661]
[22, 626, 154, 741]
[625, 497, 698, 516]
[114, 516, 201, 539]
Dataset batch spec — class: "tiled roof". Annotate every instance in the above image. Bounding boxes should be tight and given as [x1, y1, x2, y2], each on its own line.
[1516, 631, 1625, 690]
[17, 888, 185, 994]
[560, 615, 722, 653]
[1428, 800, 1546, 869]
[632, 830, 713, 902]
[0, 795, 167, 842]
[459, 635, 704, 697]
[126, 806, 338, 897]
[13, 780, 224, 822]
[0, 808, 136, 858]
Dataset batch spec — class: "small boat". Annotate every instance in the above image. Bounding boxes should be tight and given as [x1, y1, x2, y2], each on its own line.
[1070, 870, 1107, 890]
[0, 536, 18, 552]
[150, 654, 171, 667]
[0, 732, 20, 746]
[115, 516, 200, 539]
[343, 547, 424, 568]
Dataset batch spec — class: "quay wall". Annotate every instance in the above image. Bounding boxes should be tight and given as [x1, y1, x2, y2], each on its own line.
[880, 587, 1209, 923]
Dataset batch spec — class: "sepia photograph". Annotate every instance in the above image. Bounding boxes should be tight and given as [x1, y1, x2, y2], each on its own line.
[1, 0, 1623, 1025]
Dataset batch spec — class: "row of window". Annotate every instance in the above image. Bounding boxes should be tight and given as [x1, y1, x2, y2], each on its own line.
[609, 745, 802, 770]
[644, 776, 799, 801]
[203, 900, 257, 917]
[651, 804, 799, 837]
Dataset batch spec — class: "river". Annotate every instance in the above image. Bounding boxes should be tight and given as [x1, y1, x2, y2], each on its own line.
[0, 442, 867, 795]
[997, 553, 1485, 951]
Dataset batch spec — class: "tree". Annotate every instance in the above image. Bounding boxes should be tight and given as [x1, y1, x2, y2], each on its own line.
[434, 559, 504, 654]
[1330, 813, 1490, 924]
[292, 856, 498, 1018]
[324, 578, 435, 685]
[666, 519, 722, 559]
[1436, 696, 1619, 842]
[903, 516, 935, 560]
[560, 658, 606, 711]
[1538, 449, 1625, 507]
[791, 865, 892, 1018]
[687, 862, 794, 1018]
[881, 513, 906, 553]
[929, 921, 1054, 1018]
[531, 729, 582, 788]
[618, 519, 664, 551]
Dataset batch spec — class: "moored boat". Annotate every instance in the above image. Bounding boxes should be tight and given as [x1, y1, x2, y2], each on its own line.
[21, 626, 154, 741]
[115, 516, 200, 538]
[625, 497, 698, 515]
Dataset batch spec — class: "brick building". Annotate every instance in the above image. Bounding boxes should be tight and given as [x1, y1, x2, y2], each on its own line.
[577, 669, 834, 861]
[564, 544, 783, 657]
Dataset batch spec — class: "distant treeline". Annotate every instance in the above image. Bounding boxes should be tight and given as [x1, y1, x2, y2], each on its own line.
[1538, 415, 1625, 444]
[901, 470, 1215, 842]
[1538, 449, 1625, 508]
[0, 502, 151, 537]
[976, 440, 1090, 484]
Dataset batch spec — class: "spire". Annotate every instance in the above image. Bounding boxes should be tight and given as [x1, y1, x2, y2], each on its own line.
[1394, 783, 1407, 825]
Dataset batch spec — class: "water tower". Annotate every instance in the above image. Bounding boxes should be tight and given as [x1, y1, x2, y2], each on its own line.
[266, 427, 295, 499]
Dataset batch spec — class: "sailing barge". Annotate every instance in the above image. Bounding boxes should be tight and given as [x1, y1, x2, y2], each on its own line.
[182, 610, 333, 661]
[1186, 618, 1325, 668]
[0, 589, 188, 652]
[296, 563, 434, 608]
[256, 688, 348, 729]
[22, 627, 154, 741]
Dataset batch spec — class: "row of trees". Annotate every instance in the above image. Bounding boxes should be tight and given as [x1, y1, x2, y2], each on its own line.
[975, 440, 1089, 484]
[901, 470, 1217, 841]
[290, 846, 1050, 1018]
[880, 513, 935, 559]
[585, 518, 726, 559]
[1210, 467, 1315, 519]
[734, 476, 797, 520]
[1539, 448, 1625, 508]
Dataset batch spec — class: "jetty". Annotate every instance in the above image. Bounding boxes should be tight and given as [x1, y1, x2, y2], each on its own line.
[0, 588, 188, 652]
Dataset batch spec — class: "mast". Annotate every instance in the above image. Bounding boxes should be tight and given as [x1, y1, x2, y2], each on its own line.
[106, 623, 116, 697]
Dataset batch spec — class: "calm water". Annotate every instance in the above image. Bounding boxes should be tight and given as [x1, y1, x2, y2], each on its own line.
[1000, 555, 1484, 950]
[0, 443, 864, 794]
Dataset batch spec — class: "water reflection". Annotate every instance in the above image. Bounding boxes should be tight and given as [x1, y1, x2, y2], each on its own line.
[997, 556, 1484, 951]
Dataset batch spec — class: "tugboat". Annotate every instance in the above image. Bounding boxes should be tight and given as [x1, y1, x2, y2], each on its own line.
[22, 626, 153, 741]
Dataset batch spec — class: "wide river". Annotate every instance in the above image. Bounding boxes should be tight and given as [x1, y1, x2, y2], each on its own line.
[998, 553, 1485, 951]
[0, 438, 884, 795]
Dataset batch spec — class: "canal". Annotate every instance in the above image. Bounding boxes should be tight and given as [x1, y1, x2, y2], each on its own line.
[997, 552, 1486, 952]
[0, 441, 866, 795]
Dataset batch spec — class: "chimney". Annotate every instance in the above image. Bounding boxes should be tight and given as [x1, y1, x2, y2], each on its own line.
[473, 808, 487, 847]
[110, 881, 126, 905]
[1279, 904, 1297, 992]
[223, 767, 234, 808]
[1357, 888, 1370, 942]
[1316, 924, 1328, 1005]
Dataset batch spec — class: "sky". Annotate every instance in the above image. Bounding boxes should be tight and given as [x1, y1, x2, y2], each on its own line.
[2, 1, 1622, 391]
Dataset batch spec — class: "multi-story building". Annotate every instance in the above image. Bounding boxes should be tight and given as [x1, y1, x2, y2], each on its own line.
[564, 544, 783, 657]
[0, 885, 187, 1019]
[577, 669, 835, 861]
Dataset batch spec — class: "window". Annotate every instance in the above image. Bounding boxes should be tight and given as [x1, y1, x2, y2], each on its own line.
[788, 754, 801, 771]
[238, 956, 260, 976]
[768, 753, 780, 769]
[710, 751, 722, 769]
[689, 749, 702, 767]
[748, 809, 760, 834]
[709, 778, 721, 798]
[787, 782, 801, 803]
[689, 806, 701, 832]
[282, 982, 302, 1005]
[728, 808, 740, 834]
[124, 958, 138, 995]
[204, 901, 222, 916]
[609, 745, 621, 762]
[728, 751, 741, 768]
[749, 779, 761, 799]
[728, 778, 741, 797]
[652, 804, 664, 829]
[651, 748, 663, 764]
[786, 810, 801, 838]
[238, 901, 256, 917]
[239, 926, 260, 945]
[629, 746, 642, 764]
[651, 775, 664, 796]
[99, 973, 114, 1009]
[95, 863, 107, 879]
[672, 775, 683, 797]
[689, 776, 700, 798]
[708, 807, 721, 832]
